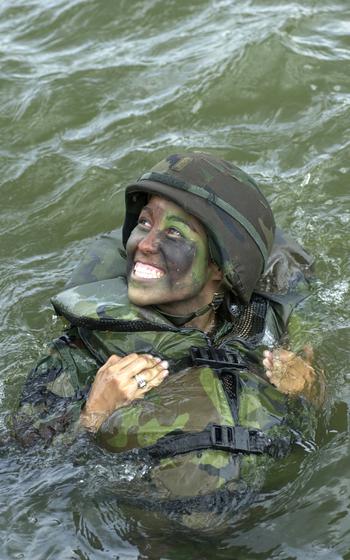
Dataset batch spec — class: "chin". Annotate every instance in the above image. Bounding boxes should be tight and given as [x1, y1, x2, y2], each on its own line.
[127, 285, 155, 307]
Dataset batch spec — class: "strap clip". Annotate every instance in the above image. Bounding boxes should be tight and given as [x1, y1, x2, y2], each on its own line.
[190, 346, 247, 370]
[210, 424, 273, 454]
[211, 424, 250, 453]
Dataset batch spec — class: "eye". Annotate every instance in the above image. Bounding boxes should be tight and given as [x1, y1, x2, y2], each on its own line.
[166, 227, 183, 239]
[137, 216, 152, 230]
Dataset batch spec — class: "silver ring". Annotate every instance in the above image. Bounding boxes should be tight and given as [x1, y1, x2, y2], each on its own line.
[135, 374, 147, 389]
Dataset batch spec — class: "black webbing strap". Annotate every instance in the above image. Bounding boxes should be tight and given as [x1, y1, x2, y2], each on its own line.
[141, 424, 275, 460]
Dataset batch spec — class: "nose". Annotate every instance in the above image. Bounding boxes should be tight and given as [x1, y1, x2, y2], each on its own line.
[137, 228, 160, 254]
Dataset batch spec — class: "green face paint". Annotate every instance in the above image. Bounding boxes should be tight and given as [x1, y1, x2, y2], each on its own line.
[126, 195, 216, 315]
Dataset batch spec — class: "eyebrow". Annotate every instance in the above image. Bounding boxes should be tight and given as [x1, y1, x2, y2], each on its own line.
[167, 215, 198, 232]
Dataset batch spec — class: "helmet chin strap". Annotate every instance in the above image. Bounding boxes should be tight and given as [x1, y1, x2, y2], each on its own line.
[153, 293, 224, 327]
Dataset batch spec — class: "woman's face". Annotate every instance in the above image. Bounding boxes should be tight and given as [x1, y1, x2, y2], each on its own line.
[126, 195, 221, 313]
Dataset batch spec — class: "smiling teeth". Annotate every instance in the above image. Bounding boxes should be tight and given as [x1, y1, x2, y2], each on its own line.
[134, 262, 164, 279]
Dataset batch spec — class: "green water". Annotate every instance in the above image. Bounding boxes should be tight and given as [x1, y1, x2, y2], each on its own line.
[0, 0, 349, 558]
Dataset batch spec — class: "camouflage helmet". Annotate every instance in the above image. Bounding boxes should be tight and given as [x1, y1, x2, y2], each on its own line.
[122, 152, 275, 303]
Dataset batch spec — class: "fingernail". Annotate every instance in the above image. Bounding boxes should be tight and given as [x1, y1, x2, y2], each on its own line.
[146, 354, 160, 361]
[160, 360, 169, 369]
[163, 369, 169, 377]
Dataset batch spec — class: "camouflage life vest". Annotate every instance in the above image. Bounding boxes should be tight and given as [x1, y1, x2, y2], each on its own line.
[52, 276, 297, 503]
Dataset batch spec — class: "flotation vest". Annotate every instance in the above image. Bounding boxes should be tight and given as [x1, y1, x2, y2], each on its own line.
[50, 226, 314, 503]
[51, 276, 300, 502]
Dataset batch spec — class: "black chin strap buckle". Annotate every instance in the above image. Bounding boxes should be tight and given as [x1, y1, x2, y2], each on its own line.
[190, 346, 247, 370]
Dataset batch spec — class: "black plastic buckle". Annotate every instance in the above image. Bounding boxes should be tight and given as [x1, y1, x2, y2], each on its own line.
[190, 346, 246, 370]
[211, 424, 250, 453]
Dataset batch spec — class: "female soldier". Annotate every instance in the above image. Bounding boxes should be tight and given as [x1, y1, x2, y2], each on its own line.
[13, 152, 318, 507]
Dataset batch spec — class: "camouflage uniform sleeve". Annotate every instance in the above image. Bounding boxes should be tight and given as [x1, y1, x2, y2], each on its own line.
[9, 329, 99, 446]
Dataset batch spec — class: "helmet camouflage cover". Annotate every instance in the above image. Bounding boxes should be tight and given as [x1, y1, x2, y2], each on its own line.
[123, 152, 275, 303]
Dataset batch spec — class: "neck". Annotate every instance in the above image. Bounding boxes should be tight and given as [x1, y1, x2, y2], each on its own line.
[155, 279, 224, 330]
[184, 308, 217, 333]
[155, 303, 217, 332]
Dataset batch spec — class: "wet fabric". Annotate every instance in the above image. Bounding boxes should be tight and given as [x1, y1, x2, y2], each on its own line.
[96, 365, 292, 500]
[12, 266, 292, 448]
[20, 275, 305, 501]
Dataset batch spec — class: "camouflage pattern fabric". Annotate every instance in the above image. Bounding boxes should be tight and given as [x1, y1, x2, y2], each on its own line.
[97, 365, 290, 500]
[10, 274, 316, 506]
[66, 229, 127, 289]
[9, 332, 98, 446]
[48, 276, 296, 501]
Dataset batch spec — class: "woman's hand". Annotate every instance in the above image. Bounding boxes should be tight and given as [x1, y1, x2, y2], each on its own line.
[263, 347, 317, 397]
[80, 353, 169, 432]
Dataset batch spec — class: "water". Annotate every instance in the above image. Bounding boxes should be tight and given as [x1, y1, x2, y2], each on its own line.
[0, 0, 349, 558]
